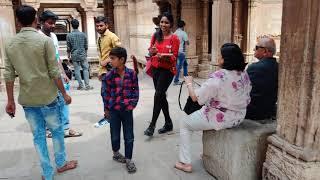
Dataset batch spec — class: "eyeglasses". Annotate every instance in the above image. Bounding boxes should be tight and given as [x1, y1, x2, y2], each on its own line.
[255, 45, 266, 50]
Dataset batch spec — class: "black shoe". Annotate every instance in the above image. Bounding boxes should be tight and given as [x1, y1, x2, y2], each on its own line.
[158, 124, 173, 134]
[144, 126, 155, 136]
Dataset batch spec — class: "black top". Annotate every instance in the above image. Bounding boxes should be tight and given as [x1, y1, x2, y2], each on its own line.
[245, 57, 278, 120]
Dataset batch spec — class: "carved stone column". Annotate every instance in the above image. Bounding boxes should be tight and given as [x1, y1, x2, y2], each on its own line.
[262, 0, 320, 179]
[86, 10, 98, 57]
[113, 0, 130, 52]
[0, 0, 16, 88]
[246, 0, 260, 62]
[180, 0, 199, 75]
[231, 0, 242, 46]
[211, 0, 232, 67]
[198, 0, 211, 78]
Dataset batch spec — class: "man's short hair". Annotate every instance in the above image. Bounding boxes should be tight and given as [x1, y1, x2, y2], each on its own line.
[15, 5, 36, 26]
[71, 19, 79, 29]
[40, 10, 58, 22]
[95, 16, 109, 24]
[177, 20, 186, 28]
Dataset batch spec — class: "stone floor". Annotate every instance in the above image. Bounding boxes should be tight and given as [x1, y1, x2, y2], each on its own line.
[0, 74, 215, 180]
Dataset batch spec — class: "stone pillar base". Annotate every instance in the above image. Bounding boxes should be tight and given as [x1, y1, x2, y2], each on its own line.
[263, 145, 320, 180]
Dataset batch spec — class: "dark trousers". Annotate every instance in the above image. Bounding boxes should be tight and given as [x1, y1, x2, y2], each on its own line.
[150, 68, 174, 127]
[109, 110, 134, 159]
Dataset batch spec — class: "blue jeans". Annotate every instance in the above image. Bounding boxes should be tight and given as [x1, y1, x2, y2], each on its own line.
[23, 97, 66, 180]
[109, 110, 134, 159]
[58, 82, 70, 130]
[174, 52, 188, 83]
[73, 60, 90, 88]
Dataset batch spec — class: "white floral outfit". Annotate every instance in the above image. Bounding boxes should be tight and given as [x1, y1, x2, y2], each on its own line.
[179, 69, 251, 164]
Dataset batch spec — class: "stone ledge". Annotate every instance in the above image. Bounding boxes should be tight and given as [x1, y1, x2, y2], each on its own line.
[202, 119, 276, 180]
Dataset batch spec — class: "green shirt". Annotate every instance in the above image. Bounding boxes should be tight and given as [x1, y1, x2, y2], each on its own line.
[4, 27, 61, 107]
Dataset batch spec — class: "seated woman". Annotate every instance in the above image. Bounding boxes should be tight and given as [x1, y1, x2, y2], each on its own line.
[175, 43, 252, 173]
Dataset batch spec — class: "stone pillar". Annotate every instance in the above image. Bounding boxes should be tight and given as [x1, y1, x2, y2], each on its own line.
[180, 0, 199, 76]
[198, 0, 211, 78]
[86, 10, 98, 57]
[113, 0, 130, 52]
[262, 0, 320, 179]
[211, 0, 232, 66]
[231, 0, 243, 46]
[246, 0, 261, 62]
[0, 0, 16, 88]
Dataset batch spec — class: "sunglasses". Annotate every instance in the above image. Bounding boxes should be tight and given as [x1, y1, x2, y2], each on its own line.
[255, 45, 266, 50]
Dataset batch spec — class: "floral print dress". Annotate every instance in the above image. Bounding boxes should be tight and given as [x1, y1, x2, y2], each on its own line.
[194, 69, 252, 130]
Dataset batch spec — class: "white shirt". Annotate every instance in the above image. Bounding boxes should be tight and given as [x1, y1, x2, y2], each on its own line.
[195, 69, 252, 130]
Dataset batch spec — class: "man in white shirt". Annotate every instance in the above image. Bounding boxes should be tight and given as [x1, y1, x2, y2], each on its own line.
[173, 20, 189, 85]
[39, 10, 82, 138]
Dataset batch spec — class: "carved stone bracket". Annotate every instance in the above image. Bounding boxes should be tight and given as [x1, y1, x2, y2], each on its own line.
[268, 134, 320, 162]
[114, 0, 128, 6]
[0, 0, 12, 7]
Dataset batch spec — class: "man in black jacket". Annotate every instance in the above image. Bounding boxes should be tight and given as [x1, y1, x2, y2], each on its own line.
[246, 37, 278, 120]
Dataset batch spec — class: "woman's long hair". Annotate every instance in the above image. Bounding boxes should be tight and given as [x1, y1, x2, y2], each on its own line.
[220, 43, 247, 71]
[154, 12, 174, 43]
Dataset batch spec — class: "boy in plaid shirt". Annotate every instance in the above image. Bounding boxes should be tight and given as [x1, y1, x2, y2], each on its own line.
[101, 47, 139, 173]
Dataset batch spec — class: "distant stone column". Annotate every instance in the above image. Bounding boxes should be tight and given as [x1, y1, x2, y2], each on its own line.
[198, 0, 211, 78]
[180, 0, 199, 76]
[231, 0, 243, 46]
[86, 10, 98, 57]
[246, 0, 261, 62]
[262, 0, 320, 179]
[0, 0, 16, 88]
[113, 0, 130, 52]
[211, 0, 232, 67]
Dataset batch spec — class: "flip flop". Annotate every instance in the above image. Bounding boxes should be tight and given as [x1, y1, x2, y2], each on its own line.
[64, 130, 83, 138]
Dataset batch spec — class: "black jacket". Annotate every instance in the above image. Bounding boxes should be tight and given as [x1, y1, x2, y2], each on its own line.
[245, 57, 278, 120]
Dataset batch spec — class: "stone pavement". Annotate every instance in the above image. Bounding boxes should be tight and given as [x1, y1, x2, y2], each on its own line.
[0, 74, 215, 180]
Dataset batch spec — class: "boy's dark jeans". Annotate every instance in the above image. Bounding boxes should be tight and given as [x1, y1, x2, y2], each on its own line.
[109, 110, 134, 159]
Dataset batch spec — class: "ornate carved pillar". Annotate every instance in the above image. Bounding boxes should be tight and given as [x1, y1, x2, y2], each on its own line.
[180, 0, 199, 75]
[231, 0, 242, 46]
[0, 0, 16, 88]
[263, 0, 320, 179]
[86, 10, 98, 57]
[246, 0, 260, 61]
[201, 0, 209, 64]
[113, 0, 130, 52]
[211, 0, 232, 66]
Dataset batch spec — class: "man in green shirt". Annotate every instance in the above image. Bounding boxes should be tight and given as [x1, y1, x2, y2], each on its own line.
[4, 5, 77, 180]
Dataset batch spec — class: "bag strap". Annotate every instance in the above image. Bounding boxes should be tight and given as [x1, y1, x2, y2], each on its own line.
[178, 80, 202, 111]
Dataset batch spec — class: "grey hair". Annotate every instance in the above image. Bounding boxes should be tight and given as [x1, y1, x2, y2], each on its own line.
[259, 37, 276, 55]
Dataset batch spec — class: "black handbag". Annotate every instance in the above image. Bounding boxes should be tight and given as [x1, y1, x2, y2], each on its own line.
[178, 81, 203, 115]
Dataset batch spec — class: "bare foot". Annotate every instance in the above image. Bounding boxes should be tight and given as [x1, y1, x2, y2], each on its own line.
[57, 160, 78, 173]
[174, 162, 192, 173]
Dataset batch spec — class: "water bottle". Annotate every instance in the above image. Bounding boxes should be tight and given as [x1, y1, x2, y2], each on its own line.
[94, 117, 110, 128]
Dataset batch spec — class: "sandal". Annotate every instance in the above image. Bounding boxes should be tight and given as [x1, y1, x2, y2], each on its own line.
[174, 162, 192, 173]
[64, 129, 83, 138]
[57, 160, 78, 173]
[126, 161, 137, 173]
[113, 153, 126, 163]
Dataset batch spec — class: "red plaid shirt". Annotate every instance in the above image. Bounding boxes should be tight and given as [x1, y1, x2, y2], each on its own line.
[102, 67, 139, 111]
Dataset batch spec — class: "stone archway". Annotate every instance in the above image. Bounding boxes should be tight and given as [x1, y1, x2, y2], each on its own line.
[38, 3, 87, 34]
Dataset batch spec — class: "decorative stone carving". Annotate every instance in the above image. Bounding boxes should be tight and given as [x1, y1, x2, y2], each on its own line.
[263, 145, 320, 180]
[0, 0, 12, 7]
[113, 0, 128, 6]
